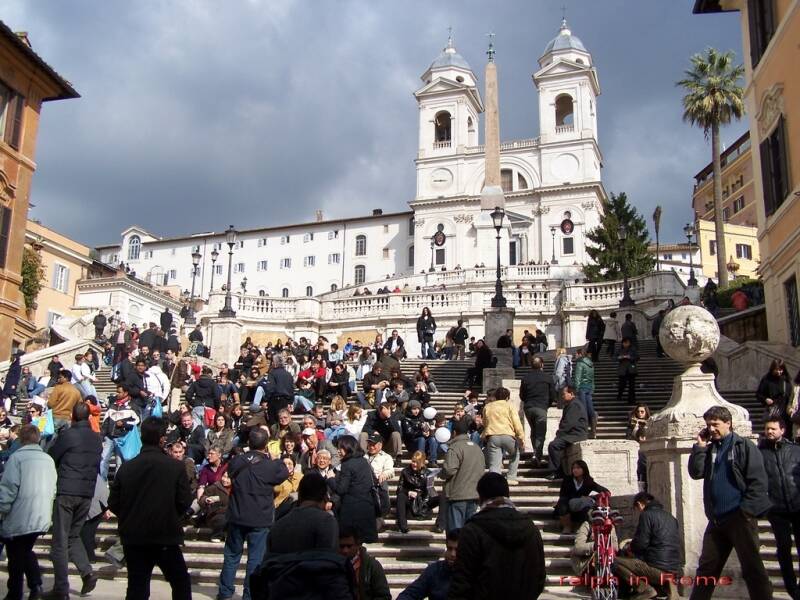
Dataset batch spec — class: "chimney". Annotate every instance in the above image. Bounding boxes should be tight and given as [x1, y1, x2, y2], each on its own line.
[315, 210, 324, 222]
[15, 32, 32, 48]
[372, 209, 383, 216]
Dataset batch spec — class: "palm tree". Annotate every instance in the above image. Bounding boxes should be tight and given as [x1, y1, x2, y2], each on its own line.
[677, 48, 744, 287]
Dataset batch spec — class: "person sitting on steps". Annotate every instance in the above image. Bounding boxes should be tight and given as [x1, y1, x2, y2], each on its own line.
[554, 460, 608, 534]
[545, 386, 588, 481]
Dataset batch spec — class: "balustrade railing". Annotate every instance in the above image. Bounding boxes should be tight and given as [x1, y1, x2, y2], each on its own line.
[555, 124, 574, 134]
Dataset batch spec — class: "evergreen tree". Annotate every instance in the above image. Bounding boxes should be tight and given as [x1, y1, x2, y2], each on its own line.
[584, 193, 654, 282]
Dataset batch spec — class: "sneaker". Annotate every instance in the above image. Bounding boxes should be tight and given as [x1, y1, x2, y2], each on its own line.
[507, 479, 519, 486]
[81, 573, 98, 596]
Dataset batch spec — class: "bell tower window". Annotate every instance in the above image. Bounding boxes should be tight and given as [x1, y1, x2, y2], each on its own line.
[434, 111, 452, 146]
[555, 94, 574, 127]
[501, 169, 514, 193]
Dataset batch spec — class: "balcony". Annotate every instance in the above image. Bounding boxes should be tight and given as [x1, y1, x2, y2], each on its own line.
[433, 140, 451, 149]
[555, 124, 574, 134]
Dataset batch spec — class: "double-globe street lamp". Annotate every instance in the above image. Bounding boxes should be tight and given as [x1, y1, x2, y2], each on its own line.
[550, 226, 558, 265]
[185, 251, 202, 324]
[209, 248, 220, 292]
[490, 206, 507, 308]
[683, 222, 698, 287]
[219, 225, 239, 318]
[619, 224, 635, 307]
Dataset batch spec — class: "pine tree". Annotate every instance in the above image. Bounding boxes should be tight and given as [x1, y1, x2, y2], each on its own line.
[584, 192, 654, 282]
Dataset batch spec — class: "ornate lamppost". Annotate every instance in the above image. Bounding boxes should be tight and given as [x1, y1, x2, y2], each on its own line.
[619, 224, 635, 307]
[429, 236, 435, 272]
[490, 206, 507, 308]
[684, 222, 698, 287]
[550, 226, 558, 265]
[209, 248, 219, 292]
[219, 225, 238, 318]
[185, 251, 201, 324]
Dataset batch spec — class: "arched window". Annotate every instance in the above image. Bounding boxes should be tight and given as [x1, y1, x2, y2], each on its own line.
[330, 283, 338, 292]
[408, 245, 415, 268]
[354, 265, 366, 285]
[127, 235, 141, 261]
[517, 173, 528, 190]
[281, 288, 289, 298]
[555, 94, 574, 126]
[306, 286, 313, 297]
[500, 169, 513, 193]
[258, 290, 266, 297]
[355, 235, 367, 256]
[434, 111, 451, 143]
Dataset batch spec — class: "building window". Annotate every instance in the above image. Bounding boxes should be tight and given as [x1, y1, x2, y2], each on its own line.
[709, 240, 717, 256]
[214, 265, 222, 275]
[258, 290, 267, 297]
[663, 253, 673, 260]
[52, 263, 70, 293]
[280, 235, 290, 245]
[282, 287, 289, 298]
[170, 248, 176, 256]
[234, 262, 245, 273]
[328, 230, 339, 240]
[190, 245, 200, 253]
[257, 238, 267, 247]
[555, 93, 574, 126]
[562, 237, 574, 255]
[747, 0, 776, 67]
[501, 169, 513, 193]
[169, 269, 177, 280]
[722, 207, 730, 222]
[517, 173, 528, 190]
[733, 196, 745, 213]
[236, 240, 245, 249]
[331, 283, 338, 292]
[0, 82, 25, 150]
[408, 218, 415, 236]
[304, 256, 315, 267]
[127, 236, 141, 261]
[736, 244, 752, 260]
[354, 265, 366, 285]
[760, 116, 790, 217]
[280, 258, 291, 269]
[212, 242, 222, 251]
[0, 206, 11, 269]
[382, 248, 390, 260]
[681, 253, 687, 260]
[305, 286, 313, 297]
[143, 250, 153, 259]
[785, 275, 800, 347]
[408, 245, 415, 268]
[434, 111, 451, 143]
[328, 253, 340, 264]
[383, 224, 389, 234]
[435, 248, 445, 265]
[257, 260, 268, 271]
[303, 233, 314, 243]
[46, 311, 63, 328]
[355, 235, 367, 256]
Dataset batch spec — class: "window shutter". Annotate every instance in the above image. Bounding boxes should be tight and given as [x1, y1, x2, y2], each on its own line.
[760, 137, 775, 215]
[747, 0, 761, 67]
[52, 264, 58, 289]
[6, 94, 24, 150]
[0, 206, 11, 268]
[63, 266, 70, 293]
[774, 116, 789, 203]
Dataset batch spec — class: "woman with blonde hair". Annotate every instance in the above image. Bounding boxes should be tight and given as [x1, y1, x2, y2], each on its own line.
[395, 450, 439, 533]
[343, 404, 367, 436]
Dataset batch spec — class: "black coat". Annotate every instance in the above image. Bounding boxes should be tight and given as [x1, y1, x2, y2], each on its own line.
[585, 316, 605, 341]
[615, 347, 639, 377]
[363, 411, 402, 442]
[108, 446, 192, 546]
[630, 501, 684, 573]
[756, 375, 792, 408]
[48, 421, 103, 498]
[265, 367, 295, 399]
[227, 451, 290, 528]
[519, 370, 556, 411]
[759, 437, 800, 513]
[416, 316, 437, 343]
[188, 329, 204, 342]
[474, 346, 493, 371]
[251, 551, 356, 600]
[328, 453, 378, 543]
[123, 370, 149, 413]
[138, 328, 157, 351]
[555, 400, 588, 443]
[448, 507, 545, 600]
[160, 310, 173, 333]
[555, 476, 608, 516]
[186, 376, 219, 409]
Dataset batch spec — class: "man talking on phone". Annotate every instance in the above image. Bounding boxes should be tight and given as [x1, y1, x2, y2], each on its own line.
[687, 406, 772, 599]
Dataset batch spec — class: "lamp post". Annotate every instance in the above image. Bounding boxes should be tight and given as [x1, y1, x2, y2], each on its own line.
[209, 248, 219, 292]
[490, 206, 507, 308]
[550, 226, 558, 265]
[219, 225, 238, 318]
[683, 222, 698, 287]
[429, 237, 435, 273]
[619, 224, 635, 307]
[185, 251, 202, 324]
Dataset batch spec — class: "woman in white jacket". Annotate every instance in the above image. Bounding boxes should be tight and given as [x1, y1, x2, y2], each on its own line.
[146, 364, 171, 402]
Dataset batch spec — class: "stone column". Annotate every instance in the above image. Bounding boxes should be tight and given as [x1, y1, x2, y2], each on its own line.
[643, 305, 752, 594]
[207, 317, 244, 365]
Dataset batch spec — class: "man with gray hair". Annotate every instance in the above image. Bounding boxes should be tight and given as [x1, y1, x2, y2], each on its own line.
[252, 354, 295, 423]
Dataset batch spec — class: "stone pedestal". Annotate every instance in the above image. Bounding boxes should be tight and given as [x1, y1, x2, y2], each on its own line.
[208, 317, 244, 364]
[482, 367, 516, 393]
[484, 307, 515, 354]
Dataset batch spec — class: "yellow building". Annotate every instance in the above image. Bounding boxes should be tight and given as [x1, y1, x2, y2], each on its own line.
[694, 0, 799, 346]
[24, 220, 114, 333]
[695, 218, 760, 281]
[0, 22, 79, 357]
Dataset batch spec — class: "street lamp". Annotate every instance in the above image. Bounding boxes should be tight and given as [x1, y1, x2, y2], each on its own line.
[619, 224, 635, 307]
[683, 223, 698, 287]
[209, 248, 219, 292]
[185, 251, 202, 324]
[219, 225, 238, 318]
[490, 206, 507, 308]
[429, 237, 435, 272]
[550, 226, 558, 265]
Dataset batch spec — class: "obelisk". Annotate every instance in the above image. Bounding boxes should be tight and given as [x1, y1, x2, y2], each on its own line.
[480, 37, 505, 211]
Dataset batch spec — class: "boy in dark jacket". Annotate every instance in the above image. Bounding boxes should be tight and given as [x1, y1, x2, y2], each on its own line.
[398, 529, 458, 600]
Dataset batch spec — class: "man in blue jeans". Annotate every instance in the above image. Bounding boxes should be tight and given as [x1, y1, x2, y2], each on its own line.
[218, 428, 289, 600]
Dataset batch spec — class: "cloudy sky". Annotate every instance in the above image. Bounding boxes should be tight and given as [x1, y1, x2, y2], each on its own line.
[6, 1, 746, 247]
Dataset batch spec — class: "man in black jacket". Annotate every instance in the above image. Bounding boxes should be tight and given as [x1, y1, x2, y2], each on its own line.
[185, 366, 218, 428]
[613, 492, 683, 599]
[687, 406, 772, 600]
[359, 402, 402, 462]
[160, 308, 173, 335]
[449, 472, 545, 600]
[46, 403, 103, 599]
[519, 357, 556, 466]
[167, 411, 206, 464]
[545, 386, 588, 480]
[252, 355, 294, 423]
[218, 428, 289, 600]
[138, 323, 158, 353]
[108, 417, 192, 600]
[124, 358, 151, 416]
[759, 418, 800, 599]
[92, 310, 107, 340]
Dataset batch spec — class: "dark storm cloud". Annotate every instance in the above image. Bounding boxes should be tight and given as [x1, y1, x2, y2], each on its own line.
[5, 0, 744, 246]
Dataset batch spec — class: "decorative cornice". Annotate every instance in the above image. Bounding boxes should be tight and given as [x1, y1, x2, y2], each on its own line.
[77, 276, 182, 310]
[756, 83, 784, 138]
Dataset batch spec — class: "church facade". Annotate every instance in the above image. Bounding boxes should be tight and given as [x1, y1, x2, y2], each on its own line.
[96, 22, 606, 303]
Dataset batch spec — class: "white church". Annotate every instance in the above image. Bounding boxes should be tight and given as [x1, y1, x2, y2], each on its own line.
[96, 21, 606, 303]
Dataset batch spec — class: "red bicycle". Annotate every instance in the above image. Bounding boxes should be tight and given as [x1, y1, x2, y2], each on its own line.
[590, 492, 622, 600]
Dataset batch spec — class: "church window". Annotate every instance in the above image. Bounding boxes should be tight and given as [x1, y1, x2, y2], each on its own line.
[127, 236, 141, 261]
[382, 248, 390, 260]
[434, 111, 451, 144]
[435, 248, 445, 266]
[517, 173, 528, 190]
[355, 235, 367, 256]
[501, 169, 513, 193]
[563, 211, 572, 220]
[306, 286, 314, 297]
[408, 245, 415, 268]
[281, 288, 289, 298]
[258, 290, 266, 297]
[562, 237, 575, 255]
[354, 265, 366, 285]
[331, 283, 338, 292]
[456, 76, 464, 83]
[575, 58, 584, 64]
[555, 94, 574, 126]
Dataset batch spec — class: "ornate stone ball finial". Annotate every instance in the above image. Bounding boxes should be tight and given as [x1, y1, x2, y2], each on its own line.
[658, 305, 719, 368]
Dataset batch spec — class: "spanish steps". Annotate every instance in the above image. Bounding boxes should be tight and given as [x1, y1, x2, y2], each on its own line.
[13, 339, 792, 598]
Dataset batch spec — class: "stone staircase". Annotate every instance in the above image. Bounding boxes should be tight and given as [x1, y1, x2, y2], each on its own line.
[16, 343, 793, 598]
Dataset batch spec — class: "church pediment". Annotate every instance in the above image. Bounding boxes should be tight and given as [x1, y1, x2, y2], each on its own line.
[414, 78, 467, 96]
[533, 60, 600, 95]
